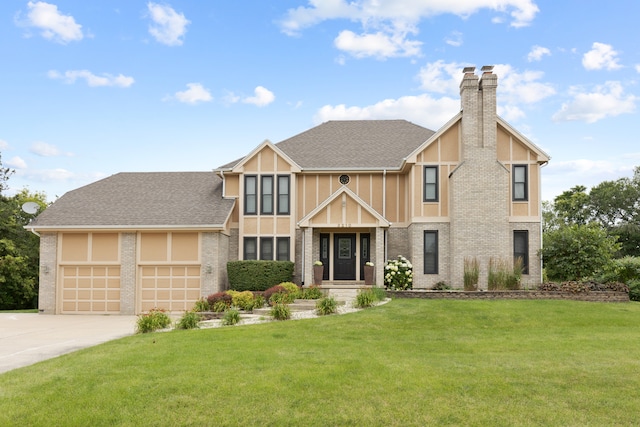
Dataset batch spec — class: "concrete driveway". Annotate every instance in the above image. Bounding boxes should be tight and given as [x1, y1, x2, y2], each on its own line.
[0, 313, 137, 374]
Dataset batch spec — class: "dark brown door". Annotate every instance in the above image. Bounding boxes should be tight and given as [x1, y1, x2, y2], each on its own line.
[334, 234, 356, 280]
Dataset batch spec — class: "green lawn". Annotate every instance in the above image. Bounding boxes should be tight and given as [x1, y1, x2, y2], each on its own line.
[2, 299, 640, 426]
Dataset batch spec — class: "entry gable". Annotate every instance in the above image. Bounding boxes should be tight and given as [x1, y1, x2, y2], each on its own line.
[298, 186, 390, 228]
[230, 139, 301, 174]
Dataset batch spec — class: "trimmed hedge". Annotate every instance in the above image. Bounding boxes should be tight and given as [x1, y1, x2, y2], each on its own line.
[227, 260, 294, 291]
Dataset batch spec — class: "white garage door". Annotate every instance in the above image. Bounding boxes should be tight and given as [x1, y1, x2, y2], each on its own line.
[140, 266, 201, 313]
[61, 266, 121, 314]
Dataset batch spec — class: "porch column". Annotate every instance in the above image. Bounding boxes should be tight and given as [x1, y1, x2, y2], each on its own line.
[303, 227, 313, 286]
[375, 227, 385, 287]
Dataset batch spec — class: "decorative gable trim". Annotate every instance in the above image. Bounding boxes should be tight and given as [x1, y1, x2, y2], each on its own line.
[227, 139, 302, 173]
[297, 185, 391, 228]
[496, 117, 550, 163]
[403, 112, 463, 165]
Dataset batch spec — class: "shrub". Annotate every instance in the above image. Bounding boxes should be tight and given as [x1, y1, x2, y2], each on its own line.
[176, 311, 201, 330]
[270, 303, 291, 320]
[432, 281, 452, 291]
[316, 296, 338, 315]
[227, 290, 255, 311]
[227, 260, 294, 291]
[541, 223, 620, 281]
[136, 308, 171, 334]
[278, 282, 301, 299]
[300, 285, 323, 299]
[355, 289, 375, 308]
[597, 256, 640, 284]
[223, 309, 241, 326]
[264, 285, 286, 304]
[207, 292, 232, 311]
[488, 258, 521, 290]
[463, 257, 479, 291]
[252, 294, 266, 309]
[369, 286, 387, 301]
[629, 279, 640, 301]
[384, 255, 413, 290]
[192, 298, 210, 312]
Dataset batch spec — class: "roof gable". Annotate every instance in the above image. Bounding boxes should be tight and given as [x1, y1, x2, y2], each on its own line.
[298, 185, 390, 228]
[229, 139, 301, 173]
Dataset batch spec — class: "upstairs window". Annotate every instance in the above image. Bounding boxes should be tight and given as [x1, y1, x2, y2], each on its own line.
[261, 175, 274, 215]
[423, 166, 439, 202]
[513, 165, 528, 201]
[244, 176, 257, 215]
[277, 175, 290, 215]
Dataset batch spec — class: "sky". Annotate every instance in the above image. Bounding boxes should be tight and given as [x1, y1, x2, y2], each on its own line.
[1, 0, 639, 203]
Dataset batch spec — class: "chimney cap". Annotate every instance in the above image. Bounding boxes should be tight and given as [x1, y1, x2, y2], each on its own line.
[481, 65, 494, 73]
[462, 66, 476, 74]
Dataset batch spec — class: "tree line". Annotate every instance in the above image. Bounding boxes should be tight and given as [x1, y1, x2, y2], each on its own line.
[0, 154, 47, 309]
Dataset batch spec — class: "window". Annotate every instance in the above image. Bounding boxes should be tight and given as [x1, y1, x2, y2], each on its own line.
[424, 231, 438, 274]
[277, 175, 290, 215]
[244, 176, 257, 215]
[243, 237, 257, 260]
[260, 237, 273, 260]
[276, 237, 290, 261]
[261, 175, 274, 215]
[423, 166, 439, 202]
[513, 165, 528, 201]
[514, 230, 529, 274]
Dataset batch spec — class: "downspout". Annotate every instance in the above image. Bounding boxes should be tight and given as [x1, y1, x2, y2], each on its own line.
[383, 169, 388, 262]
[28, 227, 41, 237]
[301, 230, 305, 287]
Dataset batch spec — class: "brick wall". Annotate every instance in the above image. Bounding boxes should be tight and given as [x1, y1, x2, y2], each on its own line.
[37, 233, 57, 314]
[120, 233, 136, 315]
[407, 222, 450, 289]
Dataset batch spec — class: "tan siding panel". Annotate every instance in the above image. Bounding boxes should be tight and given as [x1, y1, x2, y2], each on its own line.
[91, 233, 118, 262]
[61, 233, 89, 262]
[140, 233, 168, 262]
[440, 124, 460, 162]
[497, 126, 511, 162]
[171, 233, 199, 262]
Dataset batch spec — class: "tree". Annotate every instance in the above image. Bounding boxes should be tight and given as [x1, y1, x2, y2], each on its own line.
[541, 223, 620, 281]
[0, 153, 13, 195]
[554, 185, 591, 226]
[589, 177, 639, 229]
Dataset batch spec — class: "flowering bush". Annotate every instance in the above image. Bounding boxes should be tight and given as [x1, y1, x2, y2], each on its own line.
[384, 255, 413, 290]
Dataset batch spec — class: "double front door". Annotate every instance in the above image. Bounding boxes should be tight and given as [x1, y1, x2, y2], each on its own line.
[319, 233, 370, 281]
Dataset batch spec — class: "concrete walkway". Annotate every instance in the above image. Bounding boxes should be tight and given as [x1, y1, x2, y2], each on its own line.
[0, 313, 137, 374]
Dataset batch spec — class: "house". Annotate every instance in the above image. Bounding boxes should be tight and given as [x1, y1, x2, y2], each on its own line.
[29, 66, 550, 314]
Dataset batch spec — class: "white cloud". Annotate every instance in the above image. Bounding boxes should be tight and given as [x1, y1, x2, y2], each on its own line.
[635, 64, 640, 73]
[314, 94, 459, 130]
[18, 1, 83, 44]
[147, 2, 190, 46]
[173, 83, 213, 104]
[281, 0, 538, 34]
[527, 45, 550, 62]
[445, 31, 463, 47]
[552, 81, 636, 123]
[497, 105, 525, 122]
[243, 86, 275, 107]
[493, 64, 556, 104]
[279, 1, 537, 59]
[334, 30, 421, 59]
[582, 42, 622, 71]
[29, 141, 62, 157]
[48, 70, 134, 87]
[6, 156, 27, 169]
[418, 60, 469, 95]
[0, 139, 9, 150]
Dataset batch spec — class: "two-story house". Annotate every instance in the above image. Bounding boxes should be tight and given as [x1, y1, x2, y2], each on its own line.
[29, 66, 550, 314]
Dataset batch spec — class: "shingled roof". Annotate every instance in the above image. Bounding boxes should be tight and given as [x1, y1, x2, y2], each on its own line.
[220, 120, 436, 170]
[30, 172, 234, 229]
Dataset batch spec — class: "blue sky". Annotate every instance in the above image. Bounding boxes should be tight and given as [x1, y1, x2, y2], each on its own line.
[1, 0, 639, 203]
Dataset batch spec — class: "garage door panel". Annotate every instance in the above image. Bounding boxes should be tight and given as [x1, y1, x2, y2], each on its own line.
[139, 265, 201, 313]
[60, 265, 121, 314]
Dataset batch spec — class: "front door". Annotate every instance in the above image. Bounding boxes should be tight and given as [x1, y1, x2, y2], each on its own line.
[334, 234, 356, 280]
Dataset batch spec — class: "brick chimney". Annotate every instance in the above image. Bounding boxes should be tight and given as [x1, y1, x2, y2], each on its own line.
[459, 65, 498, 159]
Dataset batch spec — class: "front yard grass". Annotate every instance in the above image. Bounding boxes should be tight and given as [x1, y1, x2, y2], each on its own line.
[2, 299, 640, 426]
